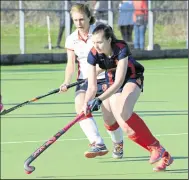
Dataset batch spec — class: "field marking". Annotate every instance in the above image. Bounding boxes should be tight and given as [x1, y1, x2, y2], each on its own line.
[1, 132, 188, 145]
[1, 72, 187, 77]
[145, 73, 187, 76]
[146, 65, 188, 69]
[1, 70, 64, 75]
[1, 66, 188, 75]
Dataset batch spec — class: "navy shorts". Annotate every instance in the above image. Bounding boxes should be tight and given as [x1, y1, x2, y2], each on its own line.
[75, 79, 108, 97]
[116, 75, 144, 93]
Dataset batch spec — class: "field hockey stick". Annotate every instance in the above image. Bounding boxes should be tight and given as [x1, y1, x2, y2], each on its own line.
[24, 112, 85, 174]
[0, 79, 86, 116]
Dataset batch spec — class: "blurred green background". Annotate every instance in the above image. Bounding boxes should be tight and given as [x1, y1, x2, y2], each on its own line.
[1, 1, 187, 54]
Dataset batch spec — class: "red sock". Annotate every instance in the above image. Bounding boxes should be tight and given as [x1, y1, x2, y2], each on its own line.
[128, 133, 150, 151]
[127, 113, 159, 151]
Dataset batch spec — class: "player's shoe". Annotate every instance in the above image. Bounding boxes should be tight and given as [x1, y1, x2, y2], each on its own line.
[84, 142, 109, 158]
[148, 143, 165, 164]
[112, 141, 123, 159]
[153, 151, 174, 172]
[0, 103, 3, 112]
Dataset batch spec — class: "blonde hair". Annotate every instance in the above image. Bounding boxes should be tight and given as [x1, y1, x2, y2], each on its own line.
[70, 3, 95, 25]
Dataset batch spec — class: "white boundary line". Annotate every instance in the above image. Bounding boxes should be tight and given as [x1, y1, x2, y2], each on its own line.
[1, 66, 188, 75]
[144, 73, 187, 76]
[1, 72, 187, 77]
[146, 65, 188, 69]
[0, 70, 63, 75]
[1, 132, 188, 145]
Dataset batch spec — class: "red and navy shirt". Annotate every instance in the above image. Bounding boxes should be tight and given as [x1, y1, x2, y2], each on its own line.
[87, 40, 144, 86]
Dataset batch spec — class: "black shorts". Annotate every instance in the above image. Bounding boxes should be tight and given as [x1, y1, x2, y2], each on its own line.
[116, 75, 144, 93]
[75, 79, 108, 97]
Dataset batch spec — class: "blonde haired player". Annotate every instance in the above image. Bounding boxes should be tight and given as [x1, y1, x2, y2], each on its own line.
[59, 3, 124, 159]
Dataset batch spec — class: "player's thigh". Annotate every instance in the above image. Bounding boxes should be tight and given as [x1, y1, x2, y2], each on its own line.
[75, 90, 86, 114]
[109, 82, 141, 120]
[101, 98, 117, 126]
[108, 93, 130, 131]
[120, 82, 141, 119]
[108, 84, 141, 135]
[108, 91, 122, 108]
[108, 93, 122, 121]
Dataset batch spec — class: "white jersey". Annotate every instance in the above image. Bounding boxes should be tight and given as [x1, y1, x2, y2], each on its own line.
[65, 26, 105, 80]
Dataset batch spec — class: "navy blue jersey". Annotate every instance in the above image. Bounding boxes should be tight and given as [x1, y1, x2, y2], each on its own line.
[87, 40, 144, 86]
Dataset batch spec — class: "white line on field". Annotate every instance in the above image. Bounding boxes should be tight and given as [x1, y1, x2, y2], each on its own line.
[145, 73, 187, 76]
[1, 66, 188, 75]
[1, 71, 63, 75]
[1, 72, 187, 77]
[146, 65, 188, 69]
[1, 132, 188, 145]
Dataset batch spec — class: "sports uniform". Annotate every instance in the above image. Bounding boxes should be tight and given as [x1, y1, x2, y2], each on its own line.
[84, 28, 173, 171]
[87, 40, 144, 91]
[64, 26, 124, 158]
[65, 26, 107, 93]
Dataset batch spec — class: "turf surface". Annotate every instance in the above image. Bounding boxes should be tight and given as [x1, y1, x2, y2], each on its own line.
[1, 58, 188, 179]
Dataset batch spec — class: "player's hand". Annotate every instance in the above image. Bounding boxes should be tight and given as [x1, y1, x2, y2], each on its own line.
[88, 98, 102, 112]
[82, 98, 102, 115]
[59, 83, 69, 93]
[81, 102, 90, 116]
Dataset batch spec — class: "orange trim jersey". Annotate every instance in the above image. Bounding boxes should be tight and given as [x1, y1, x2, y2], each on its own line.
[65, 26, 105, 80]
[87, 40, 144, 86]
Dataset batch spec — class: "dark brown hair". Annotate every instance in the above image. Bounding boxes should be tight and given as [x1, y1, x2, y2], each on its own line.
[92, 23, 118, 43]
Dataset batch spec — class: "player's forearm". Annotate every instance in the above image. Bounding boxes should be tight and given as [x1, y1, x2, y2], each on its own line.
[98, 81, 122, 101]
[64, 65, 75, 84]
[84, 86, 97, 105]
[99, 73, 126, 101]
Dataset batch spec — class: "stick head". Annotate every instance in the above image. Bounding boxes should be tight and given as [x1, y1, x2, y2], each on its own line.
[25, 170, 33, 174]
[24, 163, 35, 174]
